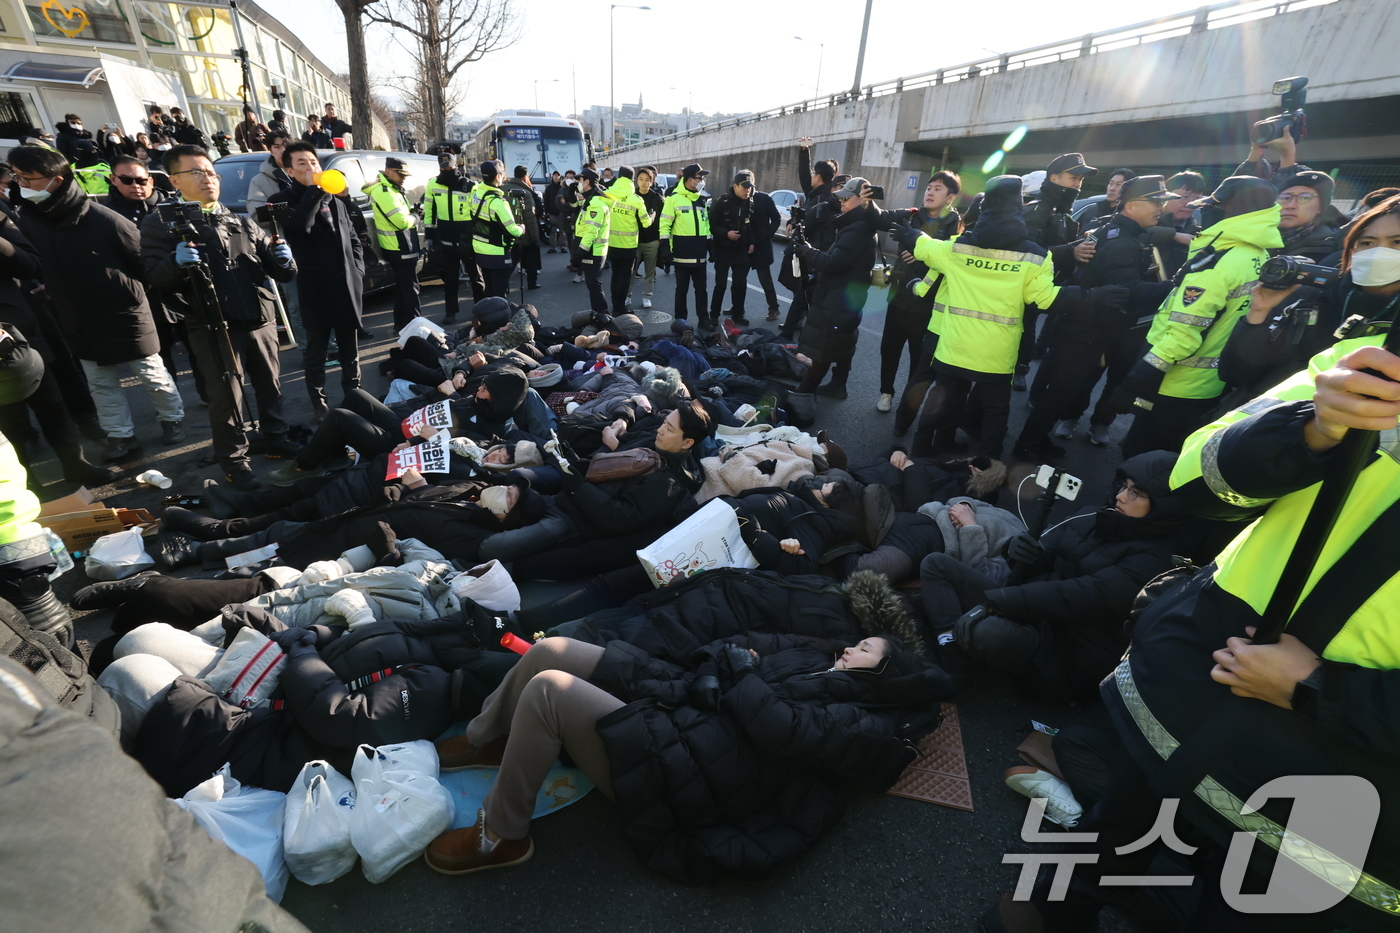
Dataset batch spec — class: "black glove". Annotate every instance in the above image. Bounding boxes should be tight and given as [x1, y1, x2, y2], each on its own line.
[952, 605, 989, 651]
[1006, 533, 1041, 567]
[717, 642, 760, 679]
[687, 674, 722, 711]
[1139, 225, 1179, 248]
[658, 244, 672, 265]
[894, 224, 925, 253]
[1108, 358, 1166, 414]
[268, 627, 317, 656]
[1088, 285, 1130, 311]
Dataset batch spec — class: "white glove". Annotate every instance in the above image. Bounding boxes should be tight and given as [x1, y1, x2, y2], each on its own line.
[324, 588, 375, 629]
[297, 558, 353, 585]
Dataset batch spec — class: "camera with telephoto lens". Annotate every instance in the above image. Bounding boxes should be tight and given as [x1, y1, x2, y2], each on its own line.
[1258, 255, 1338, 291]
[210, 130, 232, 158]
[1253, 76, 1308, 145]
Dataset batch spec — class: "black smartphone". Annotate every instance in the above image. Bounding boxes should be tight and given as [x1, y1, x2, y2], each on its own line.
[866, 185, 885, 200]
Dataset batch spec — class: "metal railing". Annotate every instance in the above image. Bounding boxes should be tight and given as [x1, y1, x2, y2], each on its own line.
[607, 0, 1339, 155]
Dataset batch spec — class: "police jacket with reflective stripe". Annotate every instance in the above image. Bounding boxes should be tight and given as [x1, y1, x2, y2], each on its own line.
[659, 186, 710, 262]
[363, 172, 419, 255]
[1141, 206, 1282, 400]
[423, 173, 474, 242]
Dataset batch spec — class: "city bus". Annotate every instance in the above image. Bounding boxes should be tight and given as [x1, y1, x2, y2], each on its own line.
[465, 110, 589, 186]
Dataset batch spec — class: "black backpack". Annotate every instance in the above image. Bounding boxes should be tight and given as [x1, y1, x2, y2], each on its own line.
[0, 597, 119, 736]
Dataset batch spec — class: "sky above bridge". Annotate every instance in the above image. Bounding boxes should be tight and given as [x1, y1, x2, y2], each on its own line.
[265, 0, 1238, 121]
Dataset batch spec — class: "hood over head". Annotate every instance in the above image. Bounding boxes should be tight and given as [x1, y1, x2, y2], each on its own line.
[961, 175, 1039, 252]
[1096, 449, 1187, 541]
[475, 366, 529, 422]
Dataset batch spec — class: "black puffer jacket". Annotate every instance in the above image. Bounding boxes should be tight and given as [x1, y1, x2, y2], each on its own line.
[728, 488, 858, 574]
[566, 570, 950, 883]
[983, 451, 1186, 697]
[133, 606, 516, 797]
[557, 445, 704, 538]
[796, 205, 876, 365]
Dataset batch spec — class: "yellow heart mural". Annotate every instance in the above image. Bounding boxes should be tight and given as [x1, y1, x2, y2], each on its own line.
[41, 0, 91, 38]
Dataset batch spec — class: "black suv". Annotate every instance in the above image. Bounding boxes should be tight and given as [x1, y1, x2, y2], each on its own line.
[213, 149, 443, 292]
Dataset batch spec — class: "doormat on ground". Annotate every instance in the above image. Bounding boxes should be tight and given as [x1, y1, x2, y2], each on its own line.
[885, 702, 972, 811]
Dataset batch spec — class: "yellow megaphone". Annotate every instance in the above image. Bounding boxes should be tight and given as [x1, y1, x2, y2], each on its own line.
[314, 169, 347, 195]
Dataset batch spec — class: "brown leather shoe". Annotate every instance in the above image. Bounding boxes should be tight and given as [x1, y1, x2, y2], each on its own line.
[435, 733, 507, 771]
[425, 810, 533, 875]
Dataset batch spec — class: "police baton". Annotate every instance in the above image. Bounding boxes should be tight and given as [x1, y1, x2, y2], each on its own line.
[1252, 300, 1400, 644]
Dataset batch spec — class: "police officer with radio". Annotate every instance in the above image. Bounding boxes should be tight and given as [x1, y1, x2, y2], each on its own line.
[470, 160, 525, 300]
[140, 144, 299, 491]
[423, 151, 480, 324]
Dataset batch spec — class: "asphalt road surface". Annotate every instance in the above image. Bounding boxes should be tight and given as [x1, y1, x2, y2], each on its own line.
[50, 247, 1143, 933]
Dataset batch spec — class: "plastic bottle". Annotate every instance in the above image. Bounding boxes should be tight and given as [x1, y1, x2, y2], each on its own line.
[44, 529, 73, 579]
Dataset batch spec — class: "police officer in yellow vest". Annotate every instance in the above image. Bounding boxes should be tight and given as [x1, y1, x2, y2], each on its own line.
[893, 175, 1127, 458]
[0, 429, 73, 646]
[603, 165, 653, 313]
[423, 152, 480, 324]
[1109, 175, 1283, 457]
[469, 160, 525, 300]
[574, 168, 611, 314]
[363, 156, 420, 329]
[658, 162, 711, 322]
[72, 139, 111, 197]
[983, 336, 1400, 932]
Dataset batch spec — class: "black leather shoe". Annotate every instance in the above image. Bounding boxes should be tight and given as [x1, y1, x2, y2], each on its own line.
[153, 532, 203, 571]
[160, 421, 186, 445]
[261, 434, 303, 459]
[815, 380, 848, 399]
[62, 459, 117, 487]
[223, 464, 261, 492]
[71, 570, 159, 611]
[161, 506, 230, 541]
[103, 435, 142, 462]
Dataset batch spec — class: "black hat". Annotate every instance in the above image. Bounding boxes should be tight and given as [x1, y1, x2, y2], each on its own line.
[75, 138, 98, 154]
[680, 162, 709, 179]
[1046, 153, 1097, 176]
[1279, 168, 1334, 207]
[578, 167, 601, 184]
[732, 170, 754, 189]
[384, 157, 412, 174]
[1120, 175, 1180, 203]
[480, 160, 501, 178]
[617, 165, 634, 179]
[473, 296, 511, 334]
[1189, 175, 1277, 213]
[981, 175, 1025, 213]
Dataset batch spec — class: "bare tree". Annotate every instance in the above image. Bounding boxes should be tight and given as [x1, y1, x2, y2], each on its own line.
[365, 0, 520, 143]
[334, 0, 379, 147]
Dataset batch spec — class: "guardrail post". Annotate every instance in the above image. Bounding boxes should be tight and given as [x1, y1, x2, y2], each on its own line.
[1192, 6, 1209, 32]
[999, 54, 1009, 73]
[935, 69, 943, 85]
[1080, 33, 1093, 56]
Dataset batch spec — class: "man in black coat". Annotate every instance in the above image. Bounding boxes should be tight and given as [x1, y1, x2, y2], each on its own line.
[267, 141, 363, 420]
[141, 144, 299, 490]
[166, 107, 208, 148]
[52, 114, 92, 162]
[104, 155, 206, 406]
[10, 146, 186, 462]
[708, 171, 758, 327]
[780, 138, 845, 339]
[748, 177, 783, 321]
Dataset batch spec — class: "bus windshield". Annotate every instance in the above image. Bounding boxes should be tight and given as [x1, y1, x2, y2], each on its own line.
[497, 125, 586, 184]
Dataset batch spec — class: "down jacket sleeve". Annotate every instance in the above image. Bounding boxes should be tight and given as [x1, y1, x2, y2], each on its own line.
[277, 648, 455, 749]
[567, 471, 692, 536]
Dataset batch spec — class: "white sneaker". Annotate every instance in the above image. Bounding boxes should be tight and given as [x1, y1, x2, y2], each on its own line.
[571, 274, 583, 284]
[1052, 419, 1076, 440]
[876, 393, 893, 413]
[1003, 766, 1083, 827]
[1089, 425, 1112, 447]
[642, 297, 652, 309]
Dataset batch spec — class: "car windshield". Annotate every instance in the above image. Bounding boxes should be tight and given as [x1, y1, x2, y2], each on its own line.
[213, 158, 262, 211]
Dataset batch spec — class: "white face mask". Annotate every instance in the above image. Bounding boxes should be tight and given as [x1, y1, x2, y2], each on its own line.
[1349, 246, 1400, 288]
[156, 144, 171, 151]
[70, 123, 82, 131]
[108, 134, 120, 143]
[478, 485, 512, 516]
[18, 178, 54, 203]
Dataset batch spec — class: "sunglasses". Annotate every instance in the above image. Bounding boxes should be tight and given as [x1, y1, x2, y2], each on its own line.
[115, 174, 151, 185]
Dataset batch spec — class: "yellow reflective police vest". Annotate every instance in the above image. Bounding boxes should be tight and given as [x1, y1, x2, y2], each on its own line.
[0, 431, 40, 548]
[910, 234, 1059, 376]
[363, 173, 418, 255]
[1172, 334, 1400, 668]
[423, 176, 473, 243]
[575, 190, 611, 258]
[603, 175, 653, 249]
[469, 182, 525, 260]
[74, 161, 111, 197]
[659, 186, 710, 263]
[1141, 206, 1283, 400]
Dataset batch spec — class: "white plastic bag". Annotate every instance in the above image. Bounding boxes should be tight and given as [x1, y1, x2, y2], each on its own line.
[397, 315, 446, 348]
[349, 742, 454, 883]
[449, 559, 521, 612]
[351, 740, 440, 781]
[175, 765, 289, 901]
[636, 498, 759, 587]
[283, 761, 358, 885]
[84, 527, 155, 581]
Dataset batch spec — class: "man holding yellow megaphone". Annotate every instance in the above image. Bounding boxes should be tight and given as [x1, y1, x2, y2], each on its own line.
[267, 141, 365, 421]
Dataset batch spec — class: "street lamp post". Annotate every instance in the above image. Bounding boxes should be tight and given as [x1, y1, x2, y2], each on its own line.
[851, 0, 874, 95]
[610, 4, 650, 150]
[533, 78, 559, 110]
[793, 36, 824, 99]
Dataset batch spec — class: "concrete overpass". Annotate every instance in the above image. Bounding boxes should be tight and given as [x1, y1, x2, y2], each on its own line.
[611, 0, 1400, 207]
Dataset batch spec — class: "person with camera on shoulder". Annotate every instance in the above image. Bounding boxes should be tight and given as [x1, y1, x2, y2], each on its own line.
[266, 141, 364, 422]
[9, 145, 185, 463]
[140, 144, 299, 490]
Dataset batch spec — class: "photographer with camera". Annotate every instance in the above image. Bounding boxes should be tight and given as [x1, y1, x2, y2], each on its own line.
[233, 108, 269, 154]
[140, 144, 298, 490]
[779, 137, 845, 340]
[267, 141, 364, 422]
[1219, 194, 1400, 407]
[9, 145, 186, 462]
[166, 107, 206, 149]
[470, 160, 526, 300]
[1111, 175, 1283, 458]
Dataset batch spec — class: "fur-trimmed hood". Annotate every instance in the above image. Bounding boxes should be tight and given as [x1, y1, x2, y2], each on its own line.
[843, 569, 924, 656]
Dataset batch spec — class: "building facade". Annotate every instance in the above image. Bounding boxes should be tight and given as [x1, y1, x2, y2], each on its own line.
[0, 0, 389, 150]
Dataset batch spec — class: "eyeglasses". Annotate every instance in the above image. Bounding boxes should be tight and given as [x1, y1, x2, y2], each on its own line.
[171, 168, 218, 180]
[1276, 192, 1318, 205]
[1119, 482, 1150, 502]
[115, 175, 151, 185]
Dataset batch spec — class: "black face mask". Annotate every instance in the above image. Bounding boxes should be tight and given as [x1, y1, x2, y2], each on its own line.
[1199, 205, 1226, 229]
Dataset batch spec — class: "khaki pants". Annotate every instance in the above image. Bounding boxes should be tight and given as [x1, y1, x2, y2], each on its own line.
[467, 637, 622, 839]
